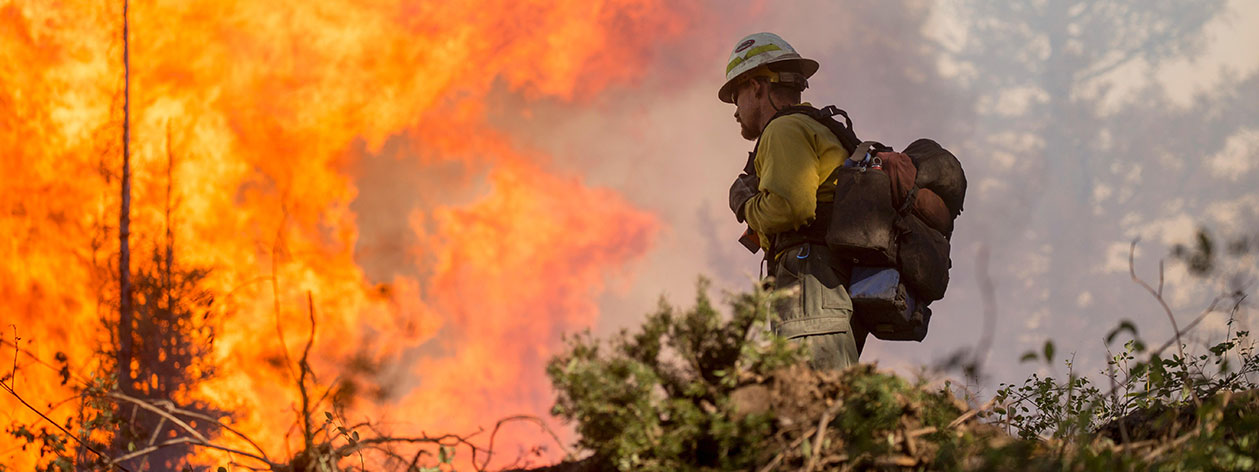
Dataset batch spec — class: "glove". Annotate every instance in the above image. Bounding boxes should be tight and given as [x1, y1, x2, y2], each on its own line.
[738, 227, 762, 254]
[729, 173, 759, 223]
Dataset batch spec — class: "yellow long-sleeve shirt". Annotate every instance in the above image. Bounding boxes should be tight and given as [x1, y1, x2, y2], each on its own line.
[743, 107, 849, 249]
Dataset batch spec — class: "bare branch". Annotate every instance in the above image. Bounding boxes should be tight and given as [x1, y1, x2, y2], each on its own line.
[107, 392, 209, 442]
[311, 374, 343, 416]
[7, 324, 16, 388]
[948, 396, 996, 429]
[271, 205, 297, 385]
[757, 424, 817, 472]
[803, 401, 842, 472]
[335, 429, 486, 470]
[0, 374, 129, 471]
[167, 406, 271, 461]
[408, 449, 432, 471]
[478, 415, 573, 471]
[300, 290, 317, 451]
[0, 335, 83, 384]
[118, 0, 135, 396]
[972, 245, 998, 377]
[1148, 297, 1223, 359]
[147, 416, 167, 446]
[342, 433, 467, 451]
[0, 337, 275, 464]
[181, 440, 277, 469]
[108, 436, 277, 469]
[110, 437, 196, 464]
[1128, 239, 1201, 407]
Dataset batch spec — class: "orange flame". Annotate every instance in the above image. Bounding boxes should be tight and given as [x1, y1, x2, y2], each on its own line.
[1, 0, 683, 468]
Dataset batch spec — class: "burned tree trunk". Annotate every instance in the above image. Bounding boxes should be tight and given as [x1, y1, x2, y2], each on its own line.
[117, 0, 134, 395]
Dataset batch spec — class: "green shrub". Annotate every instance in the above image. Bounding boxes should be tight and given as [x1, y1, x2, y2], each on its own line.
[547, 279, 797, 471]
[548, 280, 1014, 471]
[549, 280, 1259, 471]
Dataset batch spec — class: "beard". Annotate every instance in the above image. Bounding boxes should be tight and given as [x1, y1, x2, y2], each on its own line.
[740, 119, 760, 140]
[738, 104, 763, 141]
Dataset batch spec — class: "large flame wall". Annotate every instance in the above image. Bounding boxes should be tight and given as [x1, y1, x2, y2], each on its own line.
[1, 0, 685, 468]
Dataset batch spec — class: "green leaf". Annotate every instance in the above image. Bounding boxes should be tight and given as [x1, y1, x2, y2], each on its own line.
[324, 411, 334, 422]
[218, 468, 227, 472]
[801, 437, 812, 458]
[351, 430, 359, 441]
[1130, 362, 1148, 377]
[439, 446, 449, 463]
[1105, 320, 1138, 345]
[1043, 341, 1056, 364]
[1020, 351, 1038, 363]
[1209, 341, 1235, 356]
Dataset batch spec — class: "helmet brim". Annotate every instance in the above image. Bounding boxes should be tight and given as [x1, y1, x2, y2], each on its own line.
[718, 57, 820, 103]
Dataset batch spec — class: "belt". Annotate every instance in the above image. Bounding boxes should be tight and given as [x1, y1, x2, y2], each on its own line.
[769, 201, 833, 261]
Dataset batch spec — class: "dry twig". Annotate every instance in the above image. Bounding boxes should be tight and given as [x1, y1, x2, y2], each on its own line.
[1129, 239, 1202, 407]
[757, 424, 816, 472]
[477, 414, 574, 471]
[803, 401, 843, 472]
[1, 328, 130, 472]
[948, 396, 996, 429]
[107, 392, 208, 443]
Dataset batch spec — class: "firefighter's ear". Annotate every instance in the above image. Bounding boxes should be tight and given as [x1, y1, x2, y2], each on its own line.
[752, 78, 768, 98]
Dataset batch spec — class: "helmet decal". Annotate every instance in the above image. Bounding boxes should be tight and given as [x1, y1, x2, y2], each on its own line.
[726, 43, 783, 74]
[734, 39, 755, 53]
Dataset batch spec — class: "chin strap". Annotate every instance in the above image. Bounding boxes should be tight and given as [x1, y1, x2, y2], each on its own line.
[767, 89, 783, 114]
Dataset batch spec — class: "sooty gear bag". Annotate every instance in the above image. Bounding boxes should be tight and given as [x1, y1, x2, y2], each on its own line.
[785, 105, 965, 342]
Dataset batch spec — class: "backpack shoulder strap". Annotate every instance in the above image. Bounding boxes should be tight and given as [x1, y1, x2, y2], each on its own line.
[748, 105, 864, 178]
[812, 105, 862, 156]
[744, 106, 814, 176]
[765, 104, 862, 156]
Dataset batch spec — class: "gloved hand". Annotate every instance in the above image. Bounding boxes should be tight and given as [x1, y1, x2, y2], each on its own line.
[729, 173, 759, 222]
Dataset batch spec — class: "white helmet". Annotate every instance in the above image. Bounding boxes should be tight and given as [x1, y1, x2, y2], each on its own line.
[719, 32, 819, 103]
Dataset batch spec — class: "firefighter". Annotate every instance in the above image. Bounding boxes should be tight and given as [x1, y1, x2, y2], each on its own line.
[724, 32, 867, 369]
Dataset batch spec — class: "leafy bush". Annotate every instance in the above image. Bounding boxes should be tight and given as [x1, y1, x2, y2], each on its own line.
[991, 316, 1259, 470]
[548, 280, 1014, 471]
[547, 279, 799, 471]
[548, 279, 1259, 471]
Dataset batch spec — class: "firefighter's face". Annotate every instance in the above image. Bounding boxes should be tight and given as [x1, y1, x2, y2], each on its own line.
[733, 79, 766, 141]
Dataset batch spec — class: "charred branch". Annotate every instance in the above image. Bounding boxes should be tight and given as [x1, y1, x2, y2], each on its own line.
[117, 0, 134, 397]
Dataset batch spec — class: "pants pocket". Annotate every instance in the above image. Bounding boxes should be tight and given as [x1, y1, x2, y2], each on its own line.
[804, 244, 853, 312]
[775, 244, 853, 339]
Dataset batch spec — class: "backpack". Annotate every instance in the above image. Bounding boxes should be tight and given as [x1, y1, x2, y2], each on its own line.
[772, 105, 966, 342]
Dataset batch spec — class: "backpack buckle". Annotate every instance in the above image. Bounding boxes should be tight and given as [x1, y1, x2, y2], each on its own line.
[819, 105, 854, 132]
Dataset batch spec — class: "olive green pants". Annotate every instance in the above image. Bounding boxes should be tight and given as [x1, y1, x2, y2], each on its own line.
[772, 243, 867, 370]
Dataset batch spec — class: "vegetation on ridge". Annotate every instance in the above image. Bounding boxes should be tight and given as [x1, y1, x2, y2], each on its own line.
[546, 239, 1257, 471]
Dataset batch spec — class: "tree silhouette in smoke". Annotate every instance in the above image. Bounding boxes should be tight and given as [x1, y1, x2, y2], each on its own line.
[949, 0, 1258, 377]
[107, 247, 223, 470]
